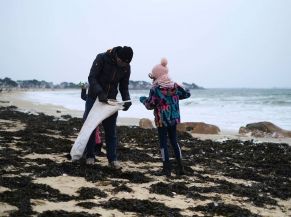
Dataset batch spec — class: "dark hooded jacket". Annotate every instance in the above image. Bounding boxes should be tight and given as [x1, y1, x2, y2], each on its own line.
[87, 47, 131, 101]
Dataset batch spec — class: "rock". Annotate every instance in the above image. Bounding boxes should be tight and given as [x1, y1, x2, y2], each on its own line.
[239, 127, 248, 134]
[176, 122, 196, 132]
[251, 130, 266, 138]
[139, 118, 154, 129]
[239, 121, 291, 138]
[177, 122, 194, 133]
[177, 122, 220, 134]
[191, 123, 221, 134]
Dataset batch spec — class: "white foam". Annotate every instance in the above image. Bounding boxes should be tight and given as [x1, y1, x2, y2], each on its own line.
[21, 88, 291, 131]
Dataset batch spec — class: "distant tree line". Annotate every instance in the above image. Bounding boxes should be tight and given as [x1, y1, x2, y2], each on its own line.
[0, 77, 203, 90]
[0, 77, 79, 89]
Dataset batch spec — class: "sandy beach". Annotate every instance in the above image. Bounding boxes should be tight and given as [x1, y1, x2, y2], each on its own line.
[1, 90, 291, 216]
[0, 90, 142, 127]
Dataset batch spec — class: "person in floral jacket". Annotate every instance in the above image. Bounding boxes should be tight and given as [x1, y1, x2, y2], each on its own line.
[140, 58, 191, 177]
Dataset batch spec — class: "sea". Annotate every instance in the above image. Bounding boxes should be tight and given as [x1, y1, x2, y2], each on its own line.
[22, 88, 291, 132]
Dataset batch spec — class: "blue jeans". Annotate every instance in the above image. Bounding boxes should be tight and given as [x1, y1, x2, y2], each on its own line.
[84, 97, 118, 162]
[157, 124, 182, 163]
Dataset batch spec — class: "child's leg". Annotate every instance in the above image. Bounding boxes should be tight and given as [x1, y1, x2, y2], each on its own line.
[94, 126, 104, 156]
[95, 126, 102, 144]
[167, 125, 182, 160]
[158, 127, 171, 176]
[157, 127, 169, 162]
[168, 124, 185, 175]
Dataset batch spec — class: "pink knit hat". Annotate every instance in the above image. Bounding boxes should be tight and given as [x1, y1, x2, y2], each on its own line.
[150, 58, 174, 87]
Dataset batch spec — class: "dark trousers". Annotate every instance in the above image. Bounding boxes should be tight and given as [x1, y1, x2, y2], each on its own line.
[84, 97, 118, 162]
[157, 124, 182, 163]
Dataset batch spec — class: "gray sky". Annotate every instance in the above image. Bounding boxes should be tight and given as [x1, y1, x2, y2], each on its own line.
[1, 0, 290, 88]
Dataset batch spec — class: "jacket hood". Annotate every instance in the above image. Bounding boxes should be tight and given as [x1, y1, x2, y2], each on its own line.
[159, 83, 178, 97]
[105, 47, 120, 64]
[104, 47, 130, 70]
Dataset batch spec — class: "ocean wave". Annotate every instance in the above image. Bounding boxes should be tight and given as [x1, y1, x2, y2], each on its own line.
[261, 100, 291, 106]
[21, 89, 291, 130]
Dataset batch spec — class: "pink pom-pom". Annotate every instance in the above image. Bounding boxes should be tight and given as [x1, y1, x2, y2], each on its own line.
[161, 58, 168, 67]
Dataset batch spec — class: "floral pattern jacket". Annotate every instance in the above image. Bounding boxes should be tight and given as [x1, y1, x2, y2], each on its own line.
[140, 83, 191, 127]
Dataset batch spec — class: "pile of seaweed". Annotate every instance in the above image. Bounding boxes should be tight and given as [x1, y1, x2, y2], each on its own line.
[0, 106, 291, 216]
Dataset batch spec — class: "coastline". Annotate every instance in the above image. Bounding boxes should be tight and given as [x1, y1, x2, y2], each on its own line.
[0, 90, 141, 126]
[1, 90, 290, 145]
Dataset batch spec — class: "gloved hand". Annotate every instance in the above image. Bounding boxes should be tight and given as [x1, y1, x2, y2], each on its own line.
[139, 96, 147, 103]
[98, 92, 108, 103]
[123, 101, 132, 111]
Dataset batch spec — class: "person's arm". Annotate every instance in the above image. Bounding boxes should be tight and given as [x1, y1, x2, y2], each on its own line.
[119, 67, 131, 101]
[119, 67, 132, 110]
[177, 84, 191, 100]
[88, 54, 105, 97]
[140, 88, 158, 110]
[81, 88, 87, 101]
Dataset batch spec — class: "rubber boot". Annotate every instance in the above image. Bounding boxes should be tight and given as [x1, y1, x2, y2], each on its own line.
[162, 161, 171, 177]
[176, 159, 185, 176]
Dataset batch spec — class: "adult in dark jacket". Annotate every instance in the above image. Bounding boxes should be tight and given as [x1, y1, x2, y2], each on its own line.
[84, 46, 133, 168]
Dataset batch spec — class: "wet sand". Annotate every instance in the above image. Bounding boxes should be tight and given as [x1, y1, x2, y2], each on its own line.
[0, 90, 141, 126]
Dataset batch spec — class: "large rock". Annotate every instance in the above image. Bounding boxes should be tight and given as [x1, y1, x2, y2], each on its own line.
[177, 122, 220, 134]
[139, 118, 154, 129]
[239, 121, 291, 138]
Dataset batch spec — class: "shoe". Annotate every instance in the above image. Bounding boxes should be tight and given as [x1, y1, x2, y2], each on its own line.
[86, 157, 95, 165]
[176, 159, 185, 176]
[163, 161, 171, 177]
[109, 161, 122, 170]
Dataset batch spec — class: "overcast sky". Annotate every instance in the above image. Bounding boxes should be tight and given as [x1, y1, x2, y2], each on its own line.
[0, 0, 290, 88]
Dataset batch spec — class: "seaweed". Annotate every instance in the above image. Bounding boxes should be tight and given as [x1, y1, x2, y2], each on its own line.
[102, 198, 182, 217]
[38, 210, 99, 217]
[190, 202, 261, 217]
[77, 187, 108, 199]
[1, 105, 291, 216]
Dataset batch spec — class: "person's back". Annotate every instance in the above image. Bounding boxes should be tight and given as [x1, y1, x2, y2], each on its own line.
[147, 84, 189, 127]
